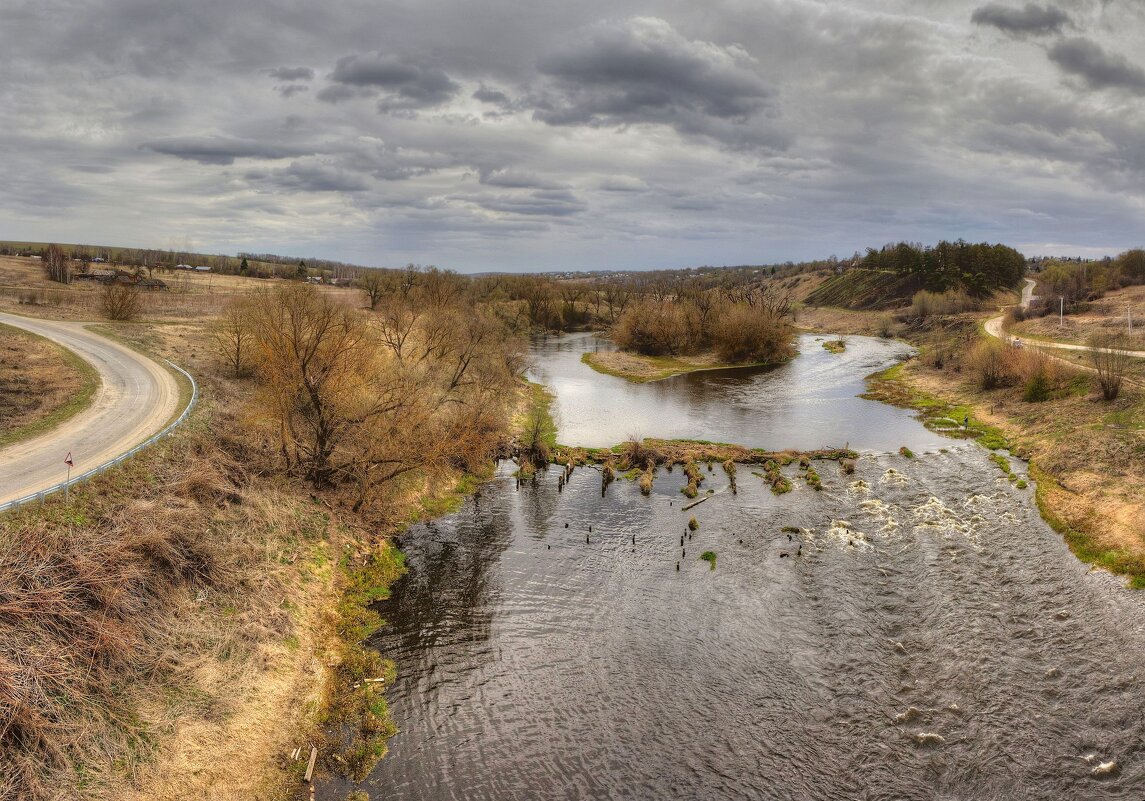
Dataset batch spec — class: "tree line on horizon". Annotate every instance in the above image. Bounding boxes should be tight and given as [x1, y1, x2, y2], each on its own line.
[857, 240, 1026, 296]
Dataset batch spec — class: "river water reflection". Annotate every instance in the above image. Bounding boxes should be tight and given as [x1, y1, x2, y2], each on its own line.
[526, 332, 947, 452]
[352, 455, 1145, 800]
[322, 333, 1145, 801]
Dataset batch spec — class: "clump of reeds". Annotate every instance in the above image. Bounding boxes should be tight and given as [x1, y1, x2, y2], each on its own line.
[688, 517, 699, 531]
[804, 465, 822, 490]
[760, 460, 792, 494]
[681, 459, 703, 498]
[639, 464, 654, 496]
[723, 459, 737, 493]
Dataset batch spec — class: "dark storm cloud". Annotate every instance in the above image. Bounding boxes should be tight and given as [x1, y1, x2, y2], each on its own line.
[533, 17, 775, 145]
[323, 52, 460, 110]
[314, 84, 364, 103]
[970, 3, 1070, 36]
[4, 0, 1145, 270]
[253, 160, 372, 192]
[143, 136, 312, 165]
[1048, 37, 1145, 93]
[268, 66, 315, 81]
[473, 85, 510, 105]
[468, 189, 587, 217]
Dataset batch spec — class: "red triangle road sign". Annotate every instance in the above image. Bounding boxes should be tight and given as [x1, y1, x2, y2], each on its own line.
[64, 452, 74, 467]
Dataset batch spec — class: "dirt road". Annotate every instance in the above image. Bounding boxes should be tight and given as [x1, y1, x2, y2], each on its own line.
[0, 313, 181, 506]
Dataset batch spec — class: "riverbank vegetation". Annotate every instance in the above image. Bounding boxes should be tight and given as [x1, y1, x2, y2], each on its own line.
[864, 314, 1145, 588]
[611, 285, 794, 364]
[0, 271, 531, 799]
[580, 350, 776, 383]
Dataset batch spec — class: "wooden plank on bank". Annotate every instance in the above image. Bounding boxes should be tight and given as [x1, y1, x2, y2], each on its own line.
[304, 746, 318, 783]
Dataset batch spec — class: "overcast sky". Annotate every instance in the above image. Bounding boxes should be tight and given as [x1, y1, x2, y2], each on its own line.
[3, 1, 1144, 271]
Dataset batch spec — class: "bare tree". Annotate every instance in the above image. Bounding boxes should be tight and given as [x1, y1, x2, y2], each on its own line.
[1089, 333, 1132, 401]
[211, 296, 255, 377]
[520, 277, 555, 328]
[100, 281, 141, 321]
[43, 244, 71, 284]
[602, 282, 632, 324]
[356, 269, 388, 310]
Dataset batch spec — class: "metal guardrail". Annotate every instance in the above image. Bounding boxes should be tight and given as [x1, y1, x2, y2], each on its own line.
[0, 360, 199, 514]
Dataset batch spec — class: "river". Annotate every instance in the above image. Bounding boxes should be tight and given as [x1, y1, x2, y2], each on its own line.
[526, 332, 948, 452]
[330, 334, 1145, 800]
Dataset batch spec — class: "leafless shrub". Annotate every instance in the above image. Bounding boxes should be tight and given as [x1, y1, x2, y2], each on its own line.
[966, 339, 1009, 390]
[1089, 333, 1132, 401]
[210, 296, 255, 377]
[612, 299, 691, 356]
[711, 306, 795, 363]
[910, 289, 980, 318]
[99, 281, 142, 321]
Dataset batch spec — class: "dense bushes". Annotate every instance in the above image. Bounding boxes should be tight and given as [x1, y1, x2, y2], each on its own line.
[612, 291, 794, 364]
[966, 340, 1071, 400]
[612, 299, 690, 356]
[711, 305, 793, 363]
[908, 289, 981, 319]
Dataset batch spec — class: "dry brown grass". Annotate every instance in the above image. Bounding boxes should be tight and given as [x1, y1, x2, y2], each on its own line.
[0, 255, 360, 324]
[0, 393, 336, 800]
[0, 310, 414, 801]
[1012, 283, 1145, 349]
[0, 324, 92, 443]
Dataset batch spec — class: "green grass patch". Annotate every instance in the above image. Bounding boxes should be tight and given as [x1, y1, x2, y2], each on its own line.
[822, 339, 846, 353]
[989, 453, 1013, 476]
[759, 460, 793, 494]
[700, 551, 717, 569]
[863, 363, 1010, 451]
[898, 446, 914, 459]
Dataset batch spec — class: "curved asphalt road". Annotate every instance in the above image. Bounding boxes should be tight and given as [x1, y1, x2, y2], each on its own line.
[985, 278, 1145, 359]
[0, 313, 181, 506]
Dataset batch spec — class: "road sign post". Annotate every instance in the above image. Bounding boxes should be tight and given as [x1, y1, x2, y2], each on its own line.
[64, 452, 73, 503]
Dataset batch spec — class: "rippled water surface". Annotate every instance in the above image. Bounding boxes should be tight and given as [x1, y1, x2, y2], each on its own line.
[526, 332, 948, 453]
[342, 452, 1145, 800]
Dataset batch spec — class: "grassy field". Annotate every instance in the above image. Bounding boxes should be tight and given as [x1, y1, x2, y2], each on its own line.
[0, 255, 360, 322]
[0, 322, 99, 447]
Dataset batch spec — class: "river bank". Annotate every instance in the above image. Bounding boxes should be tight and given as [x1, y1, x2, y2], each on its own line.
[863, 317, 1145, 587]
[580, 349, 777, 382]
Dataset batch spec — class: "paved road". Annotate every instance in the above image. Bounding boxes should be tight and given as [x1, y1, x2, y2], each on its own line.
[985, 278, 1145, 358]
[0, 313, 181, 506]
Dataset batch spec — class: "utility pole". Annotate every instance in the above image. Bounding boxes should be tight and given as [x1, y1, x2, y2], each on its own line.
[1060, 296, 1064, 327]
